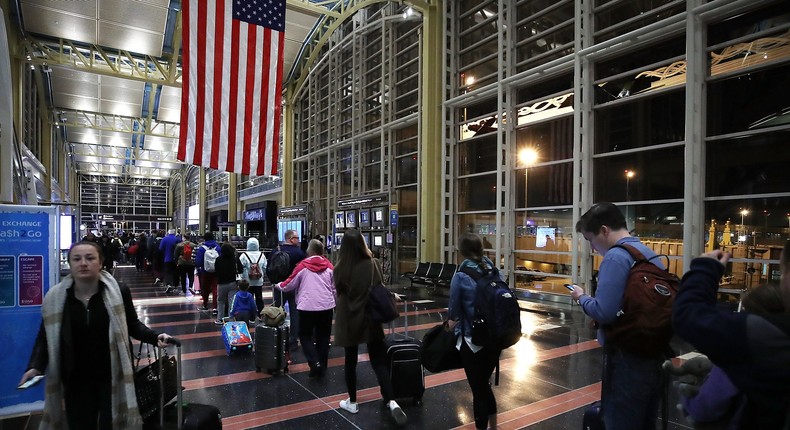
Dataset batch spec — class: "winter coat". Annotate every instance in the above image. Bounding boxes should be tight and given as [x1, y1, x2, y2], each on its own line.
[230, 290, 258, 317]
[279, 255, 335, 312]
[674, 257, 790, 429]
[195, 240, 220, 275]
[239, 238, 266, 287]
[159, 233, 180, 263]
[333, 258, 384, 347]
[215, 243, 243, 285]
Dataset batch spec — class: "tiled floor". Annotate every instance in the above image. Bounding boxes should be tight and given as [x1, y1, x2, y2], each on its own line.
[7, 266, 696, 429]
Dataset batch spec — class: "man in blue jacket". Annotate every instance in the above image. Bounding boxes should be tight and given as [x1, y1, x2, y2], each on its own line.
[159, 229, 180, 292]
[569, 202, 664, 430]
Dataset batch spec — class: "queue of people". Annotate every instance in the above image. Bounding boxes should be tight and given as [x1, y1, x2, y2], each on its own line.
[21, 209, 790, 430]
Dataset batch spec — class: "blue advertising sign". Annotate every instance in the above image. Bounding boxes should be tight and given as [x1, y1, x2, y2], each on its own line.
[390, 209, 398, 228]
[0, 205, 58, 415]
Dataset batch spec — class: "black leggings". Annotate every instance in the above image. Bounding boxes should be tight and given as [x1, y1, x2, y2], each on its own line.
[344, 338, 393, 403]
[460, 341, 499, 429]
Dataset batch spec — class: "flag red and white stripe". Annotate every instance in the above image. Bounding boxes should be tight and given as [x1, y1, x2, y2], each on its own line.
[178, 0, 285, 176]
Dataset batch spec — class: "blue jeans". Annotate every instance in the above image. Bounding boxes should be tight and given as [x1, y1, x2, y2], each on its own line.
[603, 347, 663, 430]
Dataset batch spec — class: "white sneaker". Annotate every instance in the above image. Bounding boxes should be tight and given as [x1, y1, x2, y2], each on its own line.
[339, 399, 359, 414]
[388, 400, 407, 426]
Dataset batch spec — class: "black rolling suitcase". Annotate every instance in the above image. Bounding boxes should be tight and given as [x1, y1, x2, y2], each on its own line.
[582, 400, 604, 430]
[254, 323, 289, 374]
[386, 299, 425, 405]
[143, 338, 222, 430]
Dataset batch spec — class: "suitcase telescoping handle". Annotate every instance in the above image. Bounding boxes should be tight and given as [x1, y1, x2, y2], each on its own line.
[156, 337, 183, 429]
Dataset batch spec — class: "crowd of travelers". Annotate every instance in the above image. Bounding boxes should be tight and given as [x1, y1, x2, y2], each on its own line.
[19, 204, 790, 429]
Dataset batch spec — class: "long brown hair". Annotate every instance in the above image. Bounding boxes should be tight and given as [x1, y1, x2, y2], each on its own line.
[333, 229, 372, 294]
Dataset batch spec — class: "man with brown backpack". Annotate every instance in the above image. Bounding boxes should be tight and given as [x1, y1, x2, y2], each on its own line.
[174, 232, 198, 295]
[569, 202, 677, 430]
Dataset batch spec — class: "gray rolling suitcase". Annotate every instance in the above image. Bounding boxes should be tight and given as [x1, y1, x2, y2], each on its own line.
[254, 323, 289, 374]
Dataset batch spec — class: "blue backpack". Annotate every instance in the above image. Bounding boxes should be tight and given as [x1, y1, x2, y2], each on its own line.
[460, 266, 522, 350]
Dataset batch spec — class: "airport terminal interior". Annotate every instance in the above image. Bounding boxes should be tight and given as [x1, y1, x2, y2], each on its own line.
[1, 0, 790, 428]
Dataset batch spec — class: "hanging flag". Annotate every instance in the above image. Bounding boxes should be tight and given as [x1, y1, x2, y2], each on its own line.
[178, 0, 285, 176]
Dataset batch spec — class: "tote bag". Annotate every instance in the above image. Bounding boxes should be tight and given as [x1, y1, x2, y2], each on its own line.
[367, 261, 399, 324]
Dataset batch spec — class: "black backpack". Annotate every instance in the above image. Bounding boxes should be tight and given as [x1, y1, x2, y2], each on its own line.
[266, 250, 291, 283]
[604, 244, 679, 356]
[460, 266, 522, 351]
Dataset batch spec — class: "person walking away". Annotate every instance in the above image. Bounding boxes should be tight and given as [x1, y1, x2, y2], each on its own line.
[19, 240, 173, 429]
[569, 202, 665, 430]
[136, 232, 148, 272]
[230, 280, 258, 323]
[275, 239, 335, 377]
[159, 229, 180, 292]
[272, 229, 307, 349]
[98, 234, 116, 273]
[214, 242, 243, 325]
[446, 233, 500, 430]
[333, 229, 407, 426]
[195, 232, 221, 314]
[239, 237, 267, 312]
[174, 232, 198, 295]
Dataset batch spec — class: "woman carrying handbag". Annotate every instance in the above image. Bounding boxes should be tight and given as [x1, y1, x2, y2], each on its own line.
[332, 229, 407, 426]
[19, 240, 173, 429]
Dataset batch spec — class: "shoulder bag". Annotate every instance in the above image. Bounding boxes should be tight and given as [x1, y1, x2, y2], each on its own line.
[133, 342, 178, 420]
[367, 260, 399, 324]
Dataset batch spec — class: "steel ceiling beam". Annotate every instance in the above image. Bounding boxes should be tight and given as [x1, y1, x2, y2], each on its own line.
[286, 0, 341, 18]
[21, 37, 182, 87]
[79, 174, 168, 185]
[57, 108, 180, 139]
[78, 164, 173, 180]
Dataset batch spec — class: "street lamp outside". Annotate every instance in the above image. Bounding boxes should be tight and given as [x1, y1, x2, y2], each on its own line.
[740, 209, 749, 239]
[519, 148, 539, 228]
[518, 147, 538, 208]
[624, 170, 635, 228]
[625, 170, 635, 201]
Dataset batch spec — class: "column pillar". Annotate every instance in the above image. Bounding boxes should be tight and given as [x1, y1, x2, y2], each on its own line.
[418, 0, 443, 262]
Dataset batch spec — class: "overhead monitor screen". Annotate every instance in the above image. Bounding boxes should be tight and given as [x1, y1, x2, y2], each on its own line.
[277, 219, 304, 243]
[335, 211, 346, 229]
[358, 209, 371, 228]
[535, 227, 556, 248]
[372, 207, 385, 227]
[373, 234, 384, 247]
[345, 210, 357, 228]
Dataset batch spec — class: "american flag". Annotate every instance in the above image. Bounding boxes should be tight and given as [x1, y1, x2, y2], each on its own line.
[178, 0, 285, 176]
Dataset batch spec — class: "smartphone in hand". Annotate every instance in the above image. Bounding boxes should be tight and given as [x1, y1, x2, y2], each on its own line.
[17, 375, 44, 390]
[564, 283, 577, 292]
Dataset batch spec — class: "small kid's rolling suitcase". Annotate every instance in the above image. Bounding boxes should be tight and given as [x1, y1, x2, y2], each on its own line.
[221, 321, 253, 356]
[254, 323, 289, 374]
[582, 400, 604, 430]
[143, 338, 222, 430]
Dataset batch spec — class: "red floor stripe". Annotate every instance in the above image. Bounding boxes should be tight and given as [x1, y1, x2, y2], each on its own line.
[452, 383, 601, 430]
[218, 340, 601, 429]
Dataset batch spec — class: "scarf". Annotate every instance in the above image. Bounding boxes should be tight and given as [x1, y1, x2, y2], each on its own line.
[39, 270, 142, 429]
